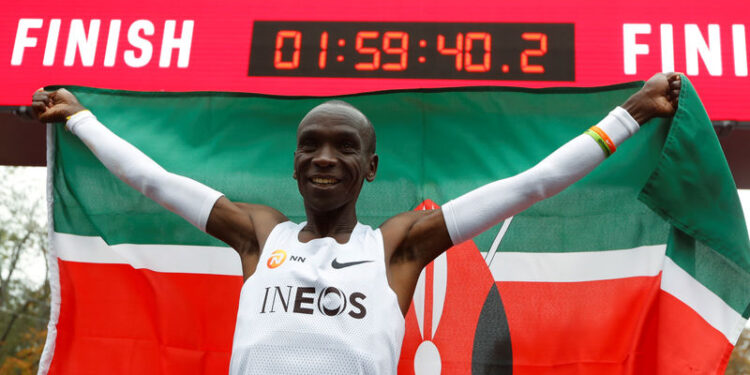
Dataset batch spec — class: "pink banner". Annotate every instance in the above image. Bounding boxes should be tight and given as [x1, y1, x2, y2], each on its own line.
[2, 0, 748, 120]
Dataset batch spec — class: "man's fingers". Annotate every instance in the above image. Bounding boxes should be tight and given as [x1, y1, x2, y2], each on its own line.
[665, 73, 680, 103]
[31, 101, 47, 113]
[48, 90, 61, 104]
[32, 90, 50, 104]
[52, 88, 72, 102]
[37, 108, 62, 123]
[49, 88, 76, 106]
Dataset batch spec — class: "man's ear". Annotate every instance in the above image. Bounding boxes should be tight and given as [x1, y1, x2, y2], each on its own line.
[366, 154, 379, 182]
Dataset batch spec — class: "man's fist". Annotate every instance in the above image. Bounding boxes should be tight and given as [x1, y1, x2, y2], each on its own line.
[32, 88, 87, 123]
[622, 72, 682, 125]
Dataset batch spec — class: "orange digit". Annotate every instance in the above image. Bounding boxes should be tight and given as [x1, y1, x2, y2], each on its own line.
[464, 32, 491, 72]
[382, 31, 409, 71]
[274, 30, 301, 70]
[437, 33, 463, 71]
[520, 32, 547, 73]
[318, 31, 328, 69]
[355, 31, 381, 71]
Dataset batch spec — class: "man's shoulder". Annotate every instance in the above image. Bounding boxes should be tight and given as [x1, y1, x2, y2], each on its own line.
[234, 202, 288, 231]
[235, 202, 285, 217]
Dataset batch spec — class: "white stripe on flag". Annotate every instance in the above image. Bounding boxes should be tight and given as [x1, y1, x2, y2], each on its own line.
[661, 257, 747, 344]
[489, 245, 667, 282]
[53, 232, 242, 276]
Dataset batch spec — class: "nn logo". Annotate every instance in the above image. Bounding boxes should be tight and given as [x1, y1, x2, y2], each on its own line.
[267, 250, 306, 269]
[266, 250, 287, 268]
[260, 285, 367, 319]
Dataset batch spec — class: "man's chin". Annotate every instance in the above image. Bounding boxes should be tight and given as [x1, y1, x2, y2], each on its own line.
[302, 192, 352, 213]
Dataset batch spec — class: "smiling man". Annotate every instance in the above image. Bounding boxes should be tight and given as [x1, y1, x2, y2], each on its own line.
[32, 72, 681, 374]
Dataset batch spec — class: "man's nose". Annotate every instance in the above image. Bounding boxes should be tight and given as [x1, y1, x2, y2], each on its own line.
[312, 145, 337, 167]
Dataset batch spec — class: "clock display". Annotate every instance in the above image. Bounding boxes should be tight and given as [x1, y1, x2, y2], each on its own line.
[248, 21, 574, 81]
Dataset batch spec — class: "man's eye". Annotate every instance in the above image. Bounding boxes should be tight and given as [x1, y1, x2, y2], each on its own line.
[341, 142, 356, 152]
[299, 141, 316, 151]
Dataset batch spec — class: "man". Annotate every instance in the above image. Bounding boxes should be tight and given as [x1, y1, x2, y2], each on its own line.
[32, 72, 681, 374]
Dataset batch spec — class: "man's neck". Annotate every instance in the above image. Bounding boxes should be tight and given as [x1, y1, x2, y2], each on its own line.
[300, 203, 358, 244]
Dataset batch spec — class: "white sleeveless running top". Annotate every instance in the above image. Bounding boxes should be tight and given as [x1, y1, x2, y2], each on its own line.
[229, 221, 405, 375]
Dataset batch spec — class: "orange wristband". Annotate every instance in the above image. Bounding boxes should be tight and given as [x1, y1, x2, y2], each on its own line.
[589, 125, 616, 154]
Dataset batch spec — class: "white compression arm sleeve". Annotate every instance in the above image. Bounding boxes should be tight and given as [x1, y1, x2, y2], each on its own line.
[441, 107, 639, 245]
[66, 110, 224, 232]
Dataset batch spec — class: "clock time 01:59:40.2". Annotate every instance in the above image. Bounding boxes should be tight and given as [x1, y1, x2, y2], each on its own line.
[248, 21, 575, 81]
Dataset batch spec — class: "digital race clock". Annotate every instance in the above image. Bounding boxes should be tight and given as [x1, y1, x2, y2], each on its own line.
[248, 22, 575, 81]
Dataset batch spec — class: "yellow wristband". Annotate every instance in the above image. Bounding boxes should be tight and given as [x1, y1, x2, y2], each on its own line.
[584, 129, 612, 157]
[66, 109, 88, 121]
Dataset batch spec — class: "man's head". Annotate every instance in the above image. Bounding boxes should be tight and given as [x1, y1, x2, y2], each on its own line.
[293, 100, 378, 213]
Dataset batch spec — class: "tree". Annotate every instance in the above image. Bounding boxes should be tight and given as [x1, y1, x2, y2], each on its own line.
[0, 166, 49, 370]
[727, 328, 750, 374]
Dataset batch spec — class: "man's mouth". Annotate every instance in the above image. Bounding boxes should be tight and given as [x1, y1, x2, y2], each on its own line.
[310, 176, 340, 186]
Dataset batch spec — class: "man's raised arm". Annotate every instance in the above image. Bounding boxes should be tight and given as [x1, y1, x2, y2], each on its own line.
[31, 89, 279, 254]
[390, 73, 682, 270]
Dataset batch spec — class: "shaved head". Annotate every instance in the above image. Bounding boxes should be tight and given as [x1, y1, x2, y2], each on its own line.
[299, 100, 376, 154]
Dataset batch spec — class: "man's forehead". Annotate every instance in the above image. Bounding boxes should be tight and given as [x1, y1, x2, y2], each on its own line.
[298, 103, 370, 135]
[297, 121, 363, 138]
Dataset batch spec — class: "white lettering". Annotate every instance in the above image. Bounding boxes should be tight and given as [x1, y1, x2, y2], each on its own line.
[64, 19, 101, 67]
[660, 24, 674, 72]
[685, 24, 722, 76]
[103, 20, 122, 67]
[11, 18, 43, 65]
[10, 18, 198, 68]
[623, 23, 651, 75]
[43, 19, 61, 66]
[124, 20, 154, 68]
[732, 25, 748, 77]
[159, 20, 194, 68]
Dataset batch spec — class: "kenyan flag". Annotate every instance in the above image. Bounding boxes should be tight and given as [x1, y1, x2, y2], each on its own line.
[41, 78, 749, 374]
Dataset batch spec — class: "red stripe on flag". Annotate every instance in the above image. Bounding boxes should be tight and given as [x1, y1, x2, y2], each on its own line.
[48, 259, 242, 374]
[498, 275, 735, 374]
[632, 289, 734, 374]
[497, 276, 661, 374]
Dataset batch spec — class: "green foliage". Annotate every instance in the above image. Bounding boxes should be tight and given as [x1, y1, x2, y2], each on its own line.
[0, 327, 46, 375]
[0, 167, 48, 370]
[727, 328, 750, 374]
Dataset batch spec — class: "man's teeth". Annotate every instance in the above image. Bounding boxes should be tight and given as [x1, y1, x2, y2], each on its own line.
[312, 177, 337, 185]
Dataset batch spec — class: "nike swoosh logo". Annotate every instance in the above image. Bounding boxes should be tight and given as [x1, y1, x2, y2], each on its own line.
[331, 259, 374, 269]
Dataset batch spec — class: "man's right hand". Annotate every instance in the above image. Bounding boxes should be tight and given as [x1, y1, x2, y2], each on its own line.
[32, 88, 87, 123]
[621, 72, 681, 125]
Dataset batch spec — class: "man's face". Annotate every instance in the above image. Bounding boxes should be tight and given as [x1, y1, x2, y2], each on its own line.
[293, 105, 378, 213]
